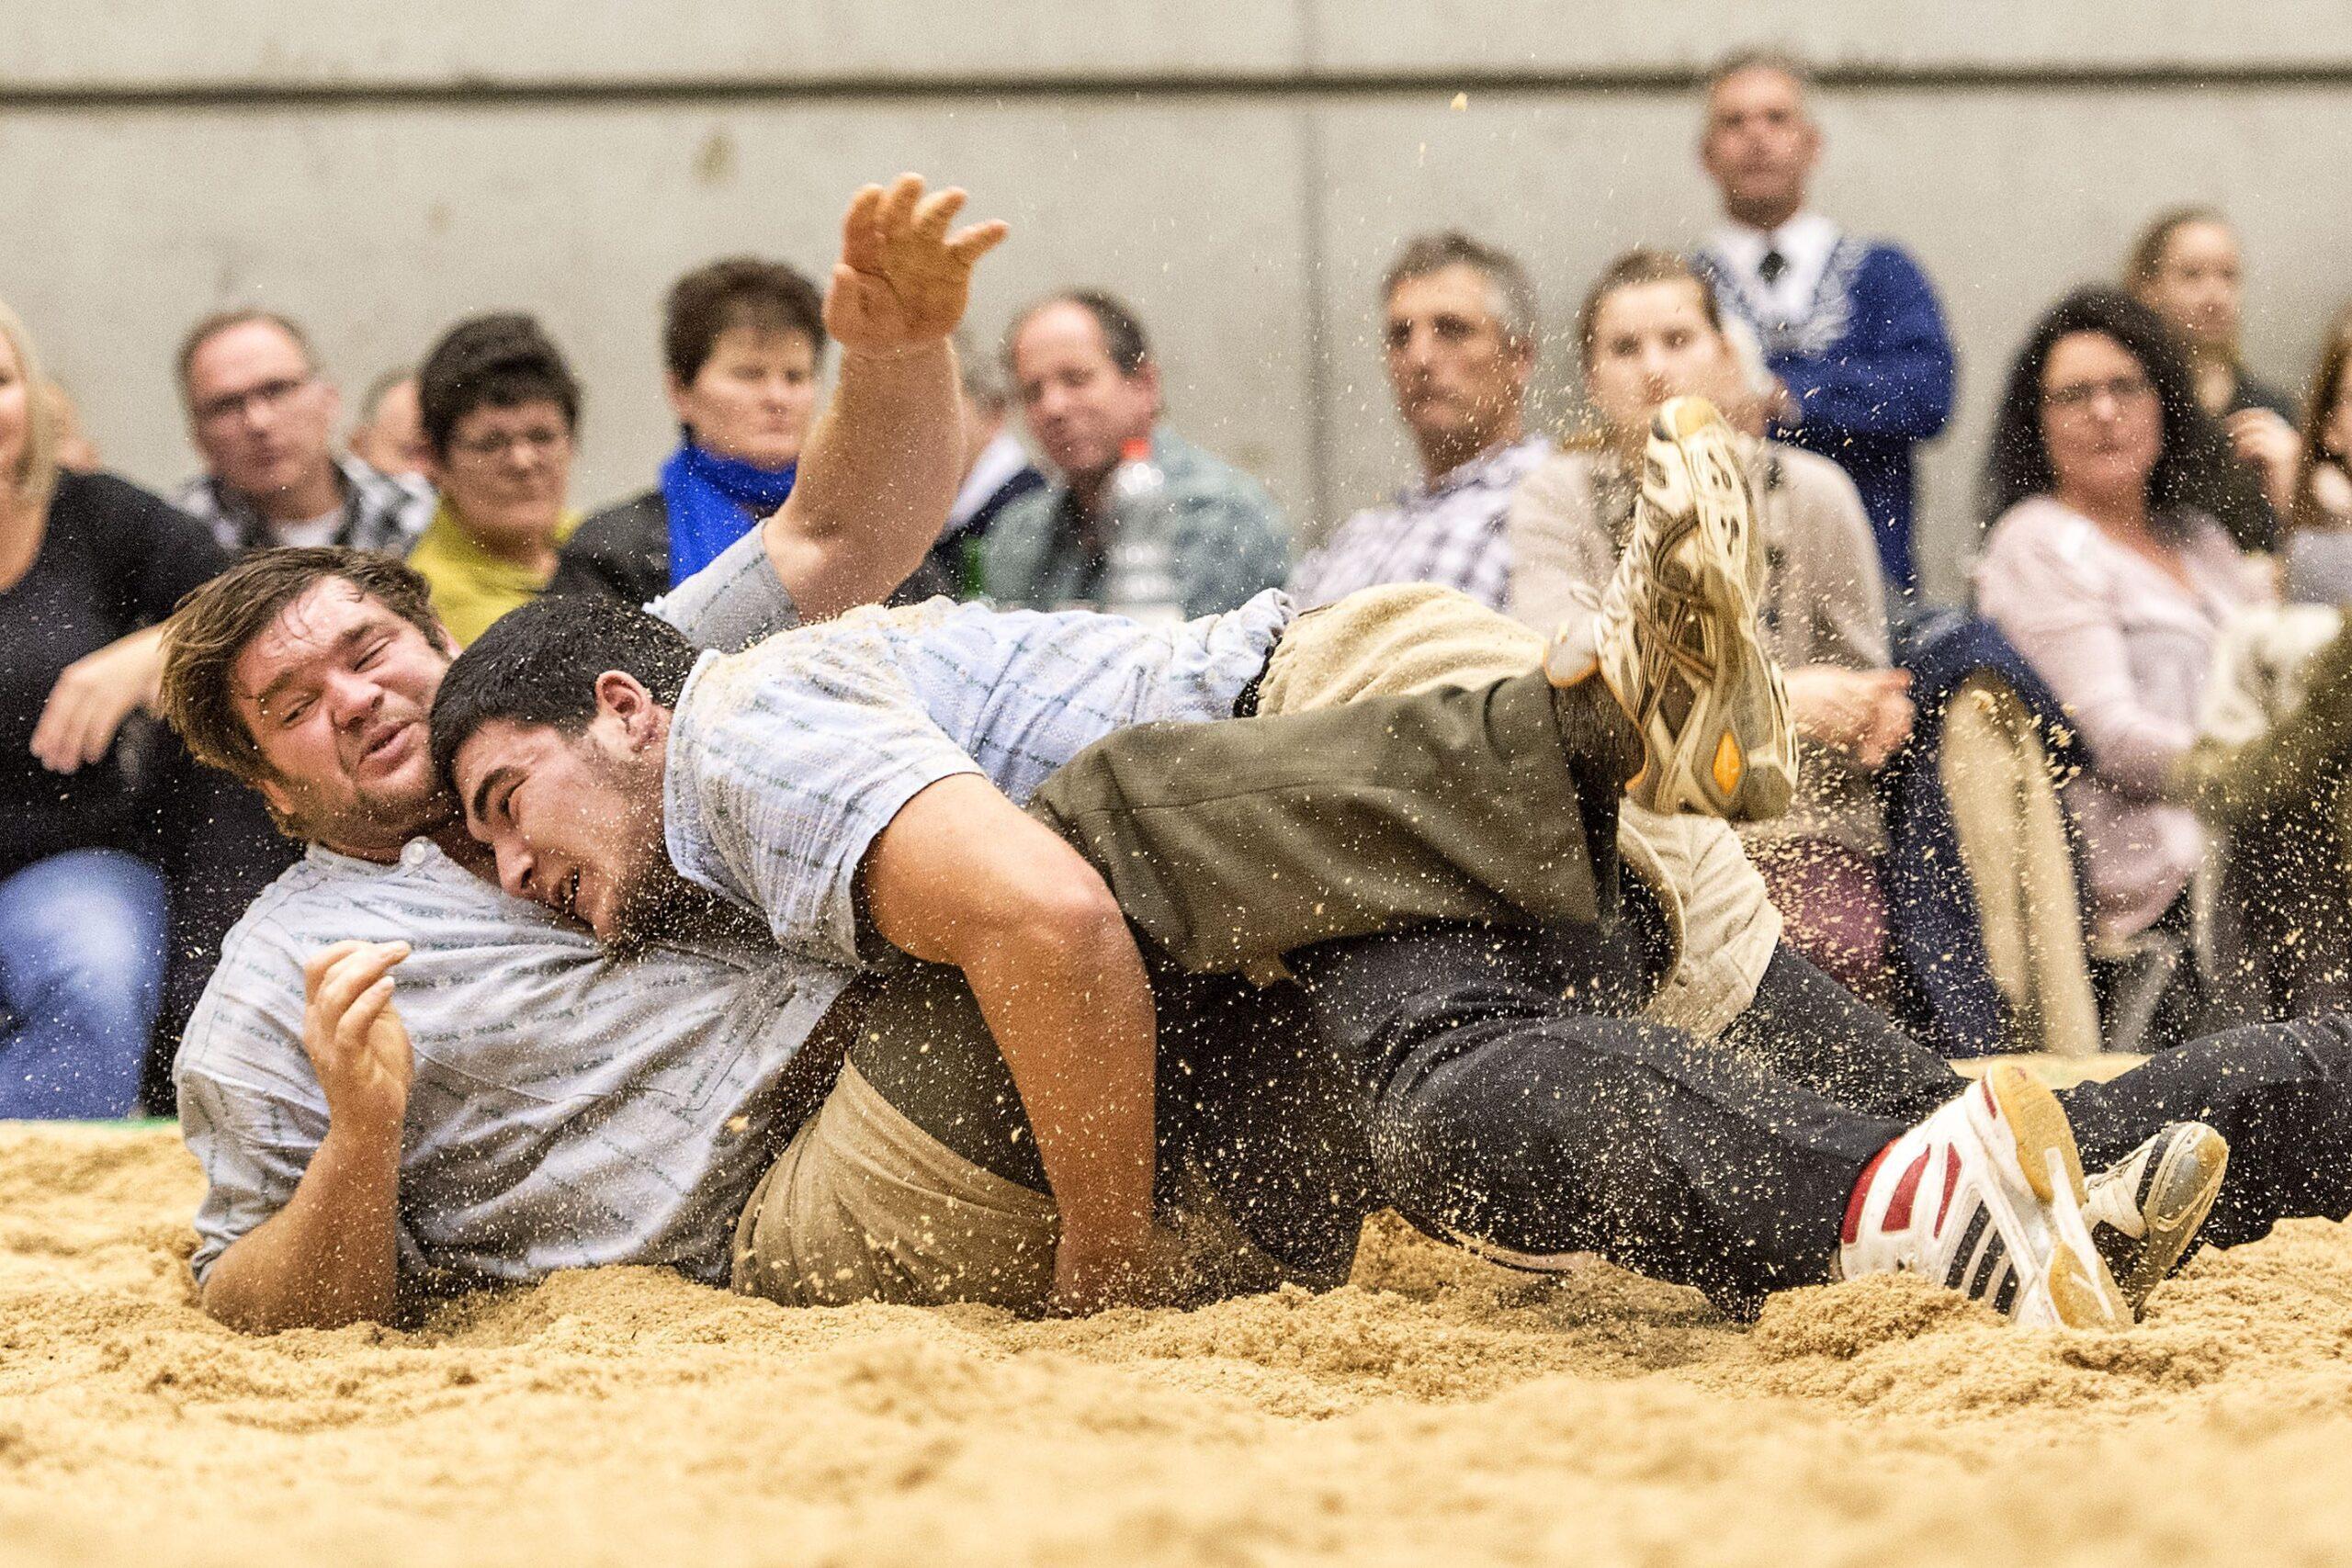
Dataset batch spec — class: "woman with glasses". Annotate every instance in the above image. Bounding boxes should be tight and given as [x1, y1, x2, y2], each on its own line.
[406, 313, 584, 644]
[0, 298, 232, 1115]
[1976, 288, 2268, 990]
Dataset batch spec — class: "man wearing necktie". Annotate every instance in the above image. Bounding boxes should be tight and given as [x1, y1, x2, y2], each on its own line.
[1691, 51, 1957, 592]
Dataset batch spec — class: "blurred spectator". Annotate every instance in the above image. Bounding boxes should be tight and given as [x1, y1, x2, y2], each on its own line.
[347, 367, 430, 480]
[984, 290, 1289, 617]
[1690, 51, 1955, 592]
[174, 310, 430, 555]
[1290, 232, 1549, 609]
[1508, 249, 1910, 999]
[2233, 305, 2352, 603]
[556, 258, 822, 608]
[0, 298, 230, 1116]
[893, 340, 1044, 603]
[1975, 288, 2269, 961]
[40, 381, 99, 473]
[2126, 208, 2290, 551]
[410, 313, 583, 643]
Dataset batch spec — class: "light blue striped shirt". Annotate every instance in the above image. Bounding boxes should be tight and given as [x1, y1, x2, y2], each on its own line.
[663, 592, 1294, 968]
[176, 529, 841, 1288]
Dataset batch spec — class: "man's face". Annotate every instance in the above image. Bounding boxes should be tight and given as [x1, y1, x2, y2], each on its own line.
[229, 580, 457, 858]
[185, 320, 342, 503]
[1383, 263, 1532, 467]
[449, 692, 678, 943]
[352, 377, 431, 478]
[425, 399, 576, 557]
[1699, 66, 1820, 228]
[2136, 220, 2243, 354]
[669, 325, 821, 473]
[1584, 279, 1741, 442]
[1011, 302, 1159, 489]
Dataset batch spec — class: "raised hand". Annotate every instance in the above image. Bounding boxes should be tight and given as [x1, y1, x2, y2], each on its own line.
[824, 174, 1009, 360]
[300, 940, 415, 1139]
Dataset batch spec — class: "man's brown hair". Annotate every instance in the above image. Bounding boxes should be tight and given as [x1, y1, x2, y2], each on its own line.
[175, 309, 316, 399]
[163, 547, 448, 788]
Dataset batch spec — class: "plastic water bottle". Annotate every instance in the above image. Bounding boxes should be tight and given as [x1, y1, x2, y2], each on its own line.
[1100, 438, 1185, 626]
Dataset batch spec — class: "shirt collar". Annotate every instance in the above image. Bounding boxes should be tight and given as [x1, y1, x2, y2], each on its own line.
[1709, 211, 1838, 273]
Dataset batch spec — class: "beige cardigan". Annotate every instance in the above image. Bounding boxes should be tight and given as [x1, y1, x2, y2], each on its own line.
[1506, 440, 1894, 858]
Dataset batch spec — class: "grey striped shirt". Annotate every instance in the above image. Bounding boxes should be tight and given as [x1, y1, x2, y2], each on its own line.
[176, 529, 838, 1287]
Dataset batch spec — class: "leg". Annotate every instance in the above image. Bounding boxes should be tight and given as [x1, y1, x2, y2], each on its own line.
[2056, 1014, 2352, 1251]
[1286, 920, 1905, 1318]
[736, 958, 1380, 1311]
[0, 849, 169, 1119]
[1030, 667, 1635, 977]
[1717, 942, 1962, 1122]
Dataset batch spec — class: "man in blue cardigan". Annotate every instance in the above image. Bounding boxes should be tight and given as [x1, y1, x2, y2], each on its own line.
[1691, 51, 1956, 592]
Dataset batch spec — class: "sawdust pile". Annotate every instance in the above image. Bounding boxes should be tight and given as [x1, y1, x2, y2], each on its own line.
[6, 1122, 2352, 1567]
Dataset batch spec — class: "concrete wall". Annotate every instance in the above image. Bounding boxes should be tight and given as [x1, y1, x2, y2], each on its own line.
[6, 4, 2350, 599]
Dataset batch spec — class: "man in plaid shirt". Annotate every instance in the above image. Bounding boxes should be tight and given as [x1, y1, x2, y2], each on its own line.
[175, 310, 433, 557]
[1289, 232, 1551, 610]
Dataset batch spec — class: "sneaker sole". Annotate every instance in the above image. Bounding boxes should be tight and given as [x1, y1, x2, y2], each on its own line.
[1615, 398, 1795, 822]
[2116, 1125, 2229, 1314]
[1977, 1064, 2132, 1330]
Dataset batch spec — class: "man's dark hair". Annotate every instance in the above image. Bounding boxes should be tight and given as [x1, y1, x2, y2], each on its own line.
[1982, 285, 2227, 532]
[163, 547, 450, 790]
[1383, 231, 1539, 352]
[664, 256, 828, 387]
[416, 312, 582, 460]
[1004, 289, 1153, 378]
[429, 592, 700, 792]
[176, 310, 317, 398]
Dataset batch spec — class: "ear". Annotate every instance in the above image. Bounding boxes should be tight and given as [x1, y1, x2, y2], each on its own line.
[256, 774, 297, 819]
[1134, 359, 1164, 418]
[663, 370, 695, 429]
[320, 378, 345, 429]
[594, 670, 662, 747]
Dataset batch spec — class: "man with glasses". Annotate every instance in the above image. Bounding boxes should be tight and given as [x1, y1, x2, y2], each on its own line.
[402, 313, 586, 644]
[176, 311, 432, 556]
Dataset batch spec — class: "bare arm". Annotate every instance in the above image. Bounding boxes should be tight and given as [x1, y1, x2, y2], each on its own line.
[859, 773, 1166, 1312]
[763, 175, 1009, 623]
[201, 942, 413, 1334]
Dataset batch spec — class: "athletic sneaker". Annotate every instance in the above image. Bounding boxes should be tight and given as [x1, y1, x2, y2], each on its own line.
[1840, 1063, 2131, 1329]
[1554, 395, 1794, 822]
[2084, 1121, 2229, 1320]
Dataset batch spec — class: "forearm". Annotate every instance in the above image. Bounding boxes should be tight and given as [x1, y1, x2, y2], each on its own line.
[765, 341, 961, 620]
[957, 912, 1159, 1252]
[200, 1124, 403, 1334]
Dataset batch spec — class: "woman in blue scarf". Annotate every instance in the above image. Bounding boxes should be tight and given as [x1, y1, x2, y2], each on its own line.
[554, 257, 825, 605]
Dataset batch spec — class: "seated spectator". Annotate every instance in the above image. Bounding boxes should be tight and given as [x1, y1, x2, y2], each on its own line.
[1508, 249, 1910, 1000]
[1289, 232, 1550, 609]
[1975, 287, 2271, 965]
[556, 258, 823, 607]
[346, 367, 430, 480]
[1690, 50, 1955, 591]
[2125, 208, 2290, 551]
[984, 290, 1288, 617]
[891, 341, 1045, 603]
[408, 313, 585, 643]
[174, 310, 431, 555]
[2231, 305, 2352, 604]
[0, 298, 231, 1116]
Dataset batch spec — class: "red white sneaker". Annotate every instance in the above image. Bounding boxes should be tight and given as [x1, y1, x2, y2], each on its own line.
[1839, 1064, 2131, 1329]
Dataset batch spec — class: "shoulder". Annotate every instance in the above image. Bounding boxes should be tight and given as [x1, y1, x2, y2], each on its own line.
[572, 490, 668, 553]
[54, 468, 189, 527]
[1765, 445, 1868, 513]
[1849, 239, 1940, 293]
[1165, 435, 1282, 516]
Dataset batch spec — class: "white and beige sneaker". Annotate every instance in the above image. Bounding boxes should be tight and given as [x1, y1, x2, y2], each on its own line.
[1557, 395, 1795, 822]
[2085, 1121, 2228, 1319]
[1840, 1064, 2132, 1329]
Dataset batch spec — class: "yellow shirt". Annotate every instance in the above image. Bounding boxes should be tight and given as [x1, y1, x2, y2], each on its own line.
[405, 500, 582, 647]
